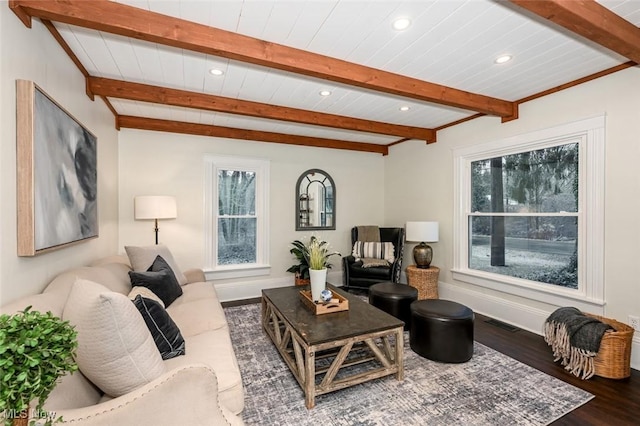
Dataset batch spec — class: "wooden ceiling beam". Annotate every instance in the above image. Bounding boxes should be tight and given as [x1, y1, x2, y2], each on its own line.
[117, 115, 389, 155]
[10, 0, 517, 120]
[88, 77, 435, 142]
[508, 0, 640, 64]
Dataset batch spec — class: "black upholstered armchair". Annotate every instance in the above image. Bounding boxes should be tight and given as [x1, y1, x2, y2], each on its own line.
[342, 227, 405, 291]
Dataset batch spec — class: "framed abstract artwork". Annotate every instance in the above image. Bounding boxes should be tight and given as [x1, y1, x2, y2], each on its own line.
[16, 80, 98, 256]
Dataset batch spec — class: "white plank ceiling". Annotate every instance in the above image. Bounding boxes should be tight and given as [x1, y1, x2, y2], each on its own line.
[43, 0, 640, 147]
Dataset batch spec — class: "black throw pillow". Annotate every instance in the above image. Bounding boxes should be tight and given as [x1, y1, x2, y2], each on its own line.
[129, 255, 183, 307]
[132, 295, 186, 360]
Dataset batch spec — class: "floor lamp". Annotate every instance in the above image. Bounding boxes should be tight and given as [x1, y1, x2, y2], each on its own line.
[134, 196, 177, 244]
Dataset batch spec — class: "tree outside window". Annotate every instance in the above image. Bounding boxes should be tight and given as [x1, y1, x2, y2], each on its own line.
[217, 170, 256, 265]
[469, 143, 579, 288]
[453, 116, 604, 309]
[204, 155, 269, 278]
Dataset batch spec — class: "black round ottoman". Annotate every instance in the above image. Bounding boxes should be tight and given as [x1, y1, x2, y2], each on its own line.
[369, 282, 418, 330]
[410, 299, 474, 363]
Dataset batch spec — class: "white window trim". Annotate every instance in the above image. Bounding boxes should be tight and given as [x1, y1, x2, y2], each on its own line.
[204, 154, 270, 279]
[452, 115, 605, 310]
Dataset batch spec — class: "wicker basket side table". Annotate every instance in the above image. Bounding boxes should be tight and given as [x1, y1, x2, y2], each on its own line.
[406, 265, 440, 300]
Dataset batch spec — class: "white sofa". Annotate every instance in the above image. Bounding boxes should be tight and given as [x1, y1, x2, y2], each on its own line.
[0, 255, 244, 425]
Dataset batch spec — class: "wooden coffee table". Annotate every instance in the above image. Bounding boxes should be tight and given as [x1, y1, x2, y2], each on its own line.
[261, 284, 404, 409]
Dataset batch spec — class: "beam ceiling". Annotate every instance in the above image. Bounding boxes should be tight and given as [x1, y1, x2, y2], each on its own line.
[88, 77, 436, 143]
[8, 0, 638, 155]
[9, 0, 518, 120]
[508, 0, 640, 64]
[117, 116, 389, 155]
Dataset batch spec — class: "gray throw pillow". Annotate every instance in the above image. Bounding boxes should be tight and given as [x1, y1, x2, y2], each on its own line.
[132, 295, 186, 360]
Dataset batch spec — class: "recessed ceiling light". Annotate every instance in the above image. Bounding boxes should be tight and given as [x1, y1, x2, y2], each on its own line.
[392, 18, 411, 31]
[399, 106, 410, 112]
[319, 90, 332, 96]
[494, 55, 512, 64]
[209, 68, 224, 76]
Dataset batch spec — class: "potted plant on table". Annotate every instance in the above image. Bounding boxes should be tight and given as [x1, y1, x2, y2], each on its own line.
[0, 307, 78, 426]
[303, 236, 341, 302]
[286, 240, 311, 286]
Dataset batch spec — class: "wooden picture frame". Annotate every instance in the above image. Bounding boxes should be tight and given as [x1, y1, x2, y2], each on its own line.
[16, 80, 98, 256]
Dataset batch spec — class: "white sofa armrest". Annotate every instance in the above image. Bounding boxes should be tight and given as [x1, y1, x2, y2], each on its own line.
[50, 364, 243, 426]
[183, 268, 206, 284]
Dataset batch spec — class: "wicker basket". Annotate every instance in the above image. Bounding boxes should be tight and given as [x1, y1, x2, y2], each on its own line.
[586, 313, 635, 379]
[407, 266, 440, 300]
[294, 273, 310, 287]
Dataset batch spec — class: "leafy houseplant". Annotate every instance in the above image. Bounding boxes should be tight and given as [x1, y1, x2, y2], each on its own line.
[287, 237, 341, 287]
[286, 240, 311, 285]
[287, 237, 341, 275]
[288, 236, 340, 300]
[0, 307, 78, 426]
[304, 236, 341, 271]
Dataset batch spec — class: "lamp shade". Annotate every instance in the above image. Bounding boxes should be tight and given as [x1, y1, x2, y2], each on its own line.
[406, 221, 439, 243]
[134, 196, 177, 220]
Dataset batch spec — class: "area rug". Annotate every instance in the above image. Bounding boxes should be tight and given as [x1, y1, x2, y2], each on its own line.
[225, 303, 593, 425]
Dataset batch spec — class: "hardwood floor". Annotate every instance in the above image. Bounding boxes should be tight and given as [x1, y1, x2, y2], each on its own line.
[223, 297, 639, 425]
[474, 313, 639, 426]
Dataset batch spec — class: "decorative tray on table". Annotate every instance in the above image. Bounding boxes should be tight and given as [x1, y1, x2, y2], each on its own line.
[299, 289, 349, 315]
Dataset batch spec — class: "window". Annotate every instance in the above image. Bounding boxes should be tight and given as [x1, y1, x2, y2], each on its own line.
[204, 155, 270, 279]
[453, 116, 605, 309]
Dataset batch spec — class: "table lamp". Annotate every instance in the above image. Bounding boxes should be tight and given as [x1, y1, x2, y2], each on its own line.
[134, 195, 177, 244]
[406, 221, 439, 268]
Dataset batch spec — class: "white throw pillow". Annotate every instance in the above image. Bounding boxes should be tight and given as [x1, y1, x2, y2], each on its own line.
[125, 244, 187, 285]
[128, 286, 165, 308]
[63, 279, 166, 397]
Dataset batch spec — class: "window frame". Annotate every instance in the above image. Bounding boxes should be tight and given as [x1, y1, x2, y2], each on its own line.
[452, 116, 605, 311]
[204, 154, 270, 279]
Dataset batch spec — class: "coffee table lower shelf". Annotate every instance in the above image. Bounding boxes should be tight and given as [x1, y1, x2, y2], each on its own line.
[261, 296, 404, 409]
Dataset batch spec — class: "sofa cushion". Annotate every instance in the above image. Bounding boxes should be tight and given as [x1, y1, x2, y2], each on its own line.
[129, 256, 183, 307]
[352, 241, 395, 263]
[94, 262, 134, 290]
[63, 279, 166, 397]
[43, 266, 130, 303]
[163, 328, 244, 415]
[168, 281, 219, 305]
[42, 369, 102, 411]
[168, 298, 229, 337]
[0, 291, 67, 318]
[132, 295, 186, 360]
[125, 244, 187, 285]
[361, 257, 390, 268]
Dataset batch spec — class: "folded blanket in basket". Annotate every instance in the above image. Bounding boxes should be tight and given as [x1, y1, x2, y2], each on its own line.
[544, 307, 613, 379]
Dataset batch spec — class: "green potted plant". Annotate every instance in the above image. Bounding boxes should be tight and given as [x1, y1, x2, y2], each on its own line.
[0, 306, 78, 426]
[287, 240, 311, 286]
[295, 236, 340, 301]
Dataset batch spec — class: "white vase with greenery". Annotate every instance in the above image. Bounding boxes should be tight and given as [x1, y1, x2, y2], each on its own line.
[309, 268, 328, 302]
[304, 236, 341, 302]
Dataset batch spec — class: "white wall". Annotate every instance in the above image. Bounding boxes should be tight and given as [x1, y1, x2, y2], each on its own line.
[0, 8, 119, 305]
[118, 129, 388, 299]
[2, 2, 636, 366]
[385, 67, 640, 367]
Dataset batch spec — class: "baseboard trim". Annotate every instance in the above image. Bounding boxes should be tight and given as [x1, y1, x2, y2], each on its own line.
[214, 270, 344, 302]
[439, 281, 639, 372]
[439, 281, 548, 335]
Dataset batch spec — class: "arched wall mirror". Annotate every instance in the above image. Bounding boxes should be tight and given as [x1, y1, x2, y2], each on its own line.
[295, 169, 336, 231]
